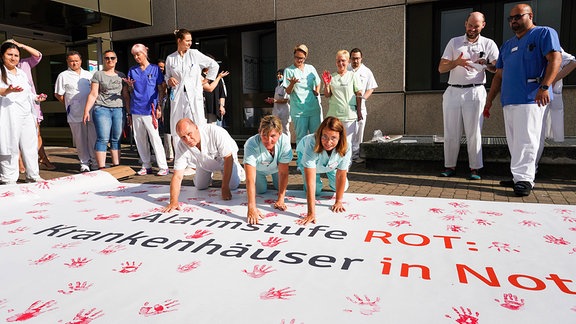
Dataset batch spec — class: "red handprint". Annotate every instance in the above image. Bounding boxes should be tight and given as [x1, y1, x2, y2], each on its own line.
[177, 261, 201, 272]
[65, 308, 104, 324]
[30, 253, 58, 265]
[0, 191, 14, 198]
[6, 300, 57, 322]
[385, 201, 403, 206]
[264, 212, 278, 218]
[260, 287, 295, 300]
[138, 299, 180, 317]
[185, 229, 213, 239]
[34, 180, 50, 189]
[114, 261, 142, 273]
[562, 216, 576, 223]
[494, 293, 525, 310]
[445, 306, 479, 324]
[215, 208, 232, 215]
[8, 227, 29, 233]
[1, 238, 28, 247]
[473, 219, 493, 226]
[544, 235, 570, 245]
[429, 208, 444, 214]
[346, 214, 365, 220]
[356, 197, 374, 201]
[181, 206, 199, 213]
[96, 244, 126, 255]
[388, 220, 412, 227]
[64, 257, 92, 268]
[519, 220, 541, 227]
[58, 281, 94, 294]
[387, 211, 409, 218]
[448, 202, 469, 208]
[322, 70, 332, 84]
[242, 265, 276, 278]
[280, 319, 303, 324]
[258, 236, 287, 247]
[480, 210, 503, 216]
[94, 214, 120, 220]
[453, 209, 471, 215]
[53, 242, 81, 249]
[441, 215, 462, 221]
[1, 219, 21, 225]
[488, 242, 520, 253]
[344, 294, 381, 316]
[446, 225, 467, 233]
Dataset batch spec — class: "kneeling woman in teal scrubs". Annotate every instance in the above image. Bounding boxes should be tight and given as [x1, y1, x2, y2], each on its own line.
[296, 116, 351, 225]
[243, 115, 293, 224]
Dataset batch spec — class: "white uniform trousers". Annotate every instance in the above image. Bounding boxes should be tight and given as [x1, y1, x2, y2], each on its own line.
[343, 120, 356, 155]
[544, 93, 564, 142]
[442, 86, 485, 169]
[132, 115, 168, 169]
[352, 109, 367, 159]
[193, 161, 242, 190]
[0, 114, 39, 183]
[69, 121, 96, 167]
[503, 104, 546, 186]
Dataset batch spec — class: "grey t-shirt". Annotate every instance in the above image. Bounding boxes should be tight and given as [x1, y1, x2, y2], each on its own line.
[91, 70, 126, 108]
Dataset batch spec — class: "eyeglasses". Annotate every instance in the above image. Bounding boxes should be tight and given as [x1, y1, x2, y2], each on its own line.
[294, 55, 306, 60]
[104, 57, 117, 61]
[507, 13, 529, 22]
[321, 134, 339, 143]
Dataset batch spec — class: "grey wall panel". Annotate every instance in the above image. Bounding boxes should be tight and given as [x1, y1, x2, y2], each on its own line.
[277, 0, 404, 20]
[176, 0, 275, 30]
[276, 6, 404, 92]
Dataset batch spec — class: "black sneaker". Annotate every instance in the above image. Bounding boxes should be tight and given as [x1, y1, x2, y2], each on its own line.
[499, 180, 514, 188]
[513, 181, 532, 196]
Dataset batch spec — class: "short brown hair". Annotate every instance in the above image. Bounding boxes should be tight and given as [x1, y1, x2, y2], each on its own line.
[259, 115, 283, 135]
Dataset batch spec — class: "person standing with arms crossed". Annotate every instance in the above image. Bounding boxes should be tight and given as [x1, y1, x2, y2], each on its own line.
[484, 3, 561, 196]
[438, 12, 499, 180]
[349, 48, 378, 163]
[54, 51, 96, 172]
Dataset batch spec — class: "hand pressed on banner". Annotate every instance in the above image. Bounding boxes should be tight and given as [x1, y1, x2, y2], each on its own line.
[322, 70, 332, 85]
[242, 264, 276, 278]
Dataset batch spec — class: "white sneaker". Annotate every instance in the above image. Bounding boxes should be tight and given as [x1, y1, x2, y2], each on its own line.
[156, 168, 170, 176]
[80, 165, 90, 173]
[25, 177, 44, 183]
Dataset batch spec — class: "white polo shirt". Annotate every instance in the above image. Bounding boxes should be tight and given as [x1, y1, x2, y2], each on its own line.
[54, 68, 93, 123]
[441, 35, 499, 85]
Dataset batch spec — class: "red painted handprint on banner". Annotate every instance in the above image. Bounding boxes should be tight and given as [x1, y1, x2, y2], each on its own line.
[1, 238, 28, 247]
[345, 214, 365, 221]
[445, 306, 479, 324]
[58, 281, 94, 294]
[488, 242, 520, 253]
[260, 287, 295, 300]
[388, 220, 412, 227]
[473, 219, 493, 226]
[114, 261, 142, 273]
[96, 244, 125, 255]
[177, 261, 201, 272]
[258, 236, 287, 247]
[64, 257, 92, 268]
[30, 253, 58, 265]
[185, 229, 212, 239]
[6, 300, 57, 322]
[242, 265, 276, 278]
[138, 299, 180, 317]
[519, 220, 541, 227]
[65, 308, 104, 324]
[344, 294, 381, 316]
[544, 235, 570, 245]
[494, 293, 525, 310]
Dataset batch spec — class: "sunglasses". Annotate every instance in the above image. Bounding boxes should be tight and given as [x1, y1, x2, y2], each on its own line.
[104, 57, 117, 61]
[507, 13, 529, 22]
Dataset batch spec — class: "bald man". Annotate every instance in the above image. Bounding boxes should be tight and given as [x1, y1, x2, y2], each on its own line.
[484, 3, 561, 196]
[438, 11, 499, 181]
[162, 118, 244, 212]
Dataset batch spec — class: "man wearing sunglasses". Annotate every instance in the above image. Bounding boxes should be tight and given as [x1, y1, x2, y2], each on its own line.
[483, 3, 561, 197]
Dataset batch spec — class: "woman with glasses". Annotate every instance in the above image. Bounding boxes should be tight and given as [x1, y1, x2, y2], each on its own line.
[323, 49, 363, 149]
[295, 116, 351, 225]
[283, 44, 322, 145]
[243, 115, 293, 224]
[83, 50, 130, 169]
[0, 42, 47, 184]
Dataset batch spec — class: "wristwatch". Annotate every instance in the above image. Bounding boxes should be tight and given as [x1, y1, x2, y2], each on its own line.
[539, 85, 549, 91]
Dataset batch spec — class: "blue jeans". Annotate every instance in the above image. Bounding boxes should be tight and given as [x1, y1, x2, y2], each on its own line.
[93, 106, 123, 152]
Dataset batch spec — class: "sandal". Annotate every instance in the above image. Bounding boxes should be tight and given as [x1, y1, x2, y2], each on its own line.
[39, 160, 57, 171]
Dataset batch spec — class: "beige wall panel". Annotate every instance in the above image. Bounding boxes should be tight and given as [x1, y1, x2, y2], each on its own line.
[100, 0, 152, 24]
[562, 88, 576, 137]
[405, 92, 509, 136]
[112, 0, 176, 40]
[277, 0, 403, 20]
[276, 7, 404, 93]
[176, 0, 275, 30]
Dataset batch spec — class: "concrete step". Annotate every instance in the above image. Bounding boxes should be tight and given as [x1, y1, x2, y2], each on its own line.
[360, 136, 576, 179]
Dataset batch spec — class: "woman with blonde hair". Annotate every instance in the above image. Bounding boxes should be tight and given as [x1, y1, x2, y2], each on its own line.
[296, 116, 351, 225]
[243, 115, 293, 224]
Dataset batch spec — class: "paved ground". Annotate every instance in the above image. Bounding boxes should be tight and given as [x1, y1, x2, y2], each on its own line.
[24, 145, 576, 205]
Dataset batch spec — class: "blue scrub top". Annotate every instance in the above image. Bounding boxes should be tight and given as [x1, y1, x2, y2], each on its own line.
[127, 63, 164, 115]
[296, 134, 351, 174]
